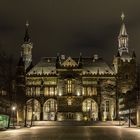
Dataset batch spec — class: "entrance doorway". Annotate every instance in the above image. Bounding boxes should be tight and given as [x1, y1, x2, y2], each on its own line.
[82, 98, 98, 121]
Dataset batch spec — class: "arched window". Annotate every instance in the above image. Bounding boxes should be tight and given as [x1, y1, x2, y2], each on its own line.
[82, 98, 98, 120]
[44, 99, 57, 112]
[26, 99, 41, 121]
[43, 99, 57, 120]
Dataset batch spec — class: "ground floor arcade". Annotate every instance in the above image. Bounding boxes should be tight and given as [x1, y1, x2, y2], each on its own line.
[24, 98, 115, 121]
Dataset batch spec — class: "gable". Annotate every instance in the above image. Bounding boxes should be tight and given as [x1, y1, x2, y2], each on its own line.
[62, 57, 78, 67]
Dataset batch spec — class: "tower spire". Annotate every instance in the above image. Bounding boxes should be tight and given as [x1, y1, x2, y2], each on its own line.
[121, 12, 125, 21]
[24, 20, 30, 42]
[21, 20, 33, 70]
[118, 12, 129, 55]
[119, 13, 127, 36]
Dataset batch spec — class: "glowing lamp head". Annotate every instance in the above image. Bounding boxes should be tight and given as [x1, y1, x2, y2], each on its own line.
[12, 106, 16, 111]
[77, 92, 80, 96]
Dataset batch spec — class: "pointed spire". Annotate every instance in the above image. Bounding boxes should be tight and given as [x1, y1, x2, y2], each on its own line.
[56, 53, 61, 67]
[78, 52, 82, 67]
[42, 67, 44, 75]
[119, 23, 128, 36]
[119, 13, 127, 36]
[118, 12, 129, 55]
[121, 12, 125, 21]
[24, 20, 30, 42]
[79, 52, 82, 60]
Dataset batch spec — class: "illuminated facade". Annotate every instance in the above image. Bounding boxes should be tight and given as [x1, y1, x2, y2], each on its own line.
[16, 14, 137, 122]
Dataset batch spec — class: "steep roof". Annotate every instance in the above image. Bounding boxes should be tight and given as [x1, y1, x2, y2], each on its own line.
[27, 56, 115, 75]
[27, 57, 56, 75]
[82, 57, 114, 75]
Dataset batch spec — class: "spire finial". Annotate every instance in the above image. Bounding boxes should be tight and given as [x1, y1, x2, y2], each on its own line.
[26, 20, 29, 27]
[121, 12, 125, 21]
[24, 20, 30, 42]
[118, 12, 129, 55]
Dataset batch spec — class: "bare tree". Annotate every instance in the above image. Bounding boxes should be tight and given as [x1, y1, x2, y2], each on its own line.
[0, 48, 16, 128]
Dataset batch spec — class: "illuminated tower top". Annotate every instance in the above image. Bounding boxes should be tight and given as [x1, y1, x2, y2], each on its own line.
[118, 12, 129, 55]
[21, 21, 33, 70]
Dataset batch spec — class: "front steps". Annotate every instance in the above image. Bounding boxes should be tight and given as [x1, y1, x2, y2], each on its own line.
[27, 120, 121, 126]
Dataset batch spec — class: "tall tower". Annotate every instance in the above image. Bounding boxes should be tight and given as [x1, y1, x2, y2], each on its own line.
[113, 13, 136, 92]
[21, 21, 33, 70]
[118, 13, 129, 55]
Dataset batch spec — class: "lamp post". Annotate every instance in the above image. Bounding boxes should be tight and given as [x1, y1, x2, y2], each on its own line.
[24, 104, 27, 127]
[30, 99, 34, 127]
[87, 107, 90, 121]
[128, 107, 131, 127]
[31, 82, 35, 127]
[12, 105, 16, 128]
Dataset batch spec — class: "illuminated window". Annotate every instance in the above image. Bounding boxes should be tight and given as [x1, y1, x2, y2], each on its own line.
[26, 87, 30, 96]
[82, 87, 85, 96]
[82, 98, 98, 120]
[55, 87, 57, 96]
[36, 87, 40, 96]
[30, 87, 33, 96]
[82, 87, 87, 96]
[67, 80, 72, 93]
[82, 99, 97, 112]
[50, 87, 54, 96]
[26, 99, 41, 121]
[44, 99, 57, 112]
[44, 87, 48, 96]
[87, 87, 92, 96]
[67, 98, 72, 105]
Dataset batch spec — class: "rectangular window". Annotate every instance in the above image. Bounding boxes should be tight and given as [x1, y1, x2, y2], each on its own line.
[44, 87, 48, 96]
[50, 87, 54, 96]
[82, 87, 84, 96]
[37, 87, 40, 96]
[67, 80, 72, 93]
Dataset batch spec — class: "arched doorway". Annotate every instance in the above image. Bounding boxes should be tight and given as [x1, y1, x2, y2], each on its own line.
[101, 99, 115, 121]
[43, 99, 57, 121]
[82, 98, 98, 121]
[26, 99, 41, 121]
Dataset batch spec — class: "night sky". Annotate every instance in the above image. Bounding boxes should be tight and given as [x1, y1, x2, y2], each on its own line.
[0, 0, 140, 64]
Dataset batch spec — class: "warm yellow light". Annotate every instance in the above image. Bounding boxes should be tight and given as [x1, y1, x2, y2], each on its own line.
[77, 92, 80, 96]
[12, 106, 16, 111]
[84, 116, 87, 121]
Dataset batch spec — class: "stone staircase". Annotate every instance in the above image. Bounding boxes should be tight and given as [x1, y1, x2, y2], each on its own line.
[28, 120, 121, 126]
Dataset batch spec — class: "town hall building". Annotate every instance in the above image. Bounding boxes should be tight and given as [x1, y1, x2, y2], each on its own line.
[16, 14, 137, 122]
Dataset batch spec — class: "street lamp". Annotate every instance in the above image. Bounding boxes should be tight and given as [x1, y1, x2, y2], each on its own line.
[30, 99, 35, 127]
[11, 105, 16, 128]
[87, 107, 90, 121]
[24, 104, 27, 127]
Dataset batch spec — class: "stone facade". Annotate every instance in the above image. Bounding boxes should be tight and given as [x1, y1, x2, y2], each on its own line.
[16, 15, 137, 122]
